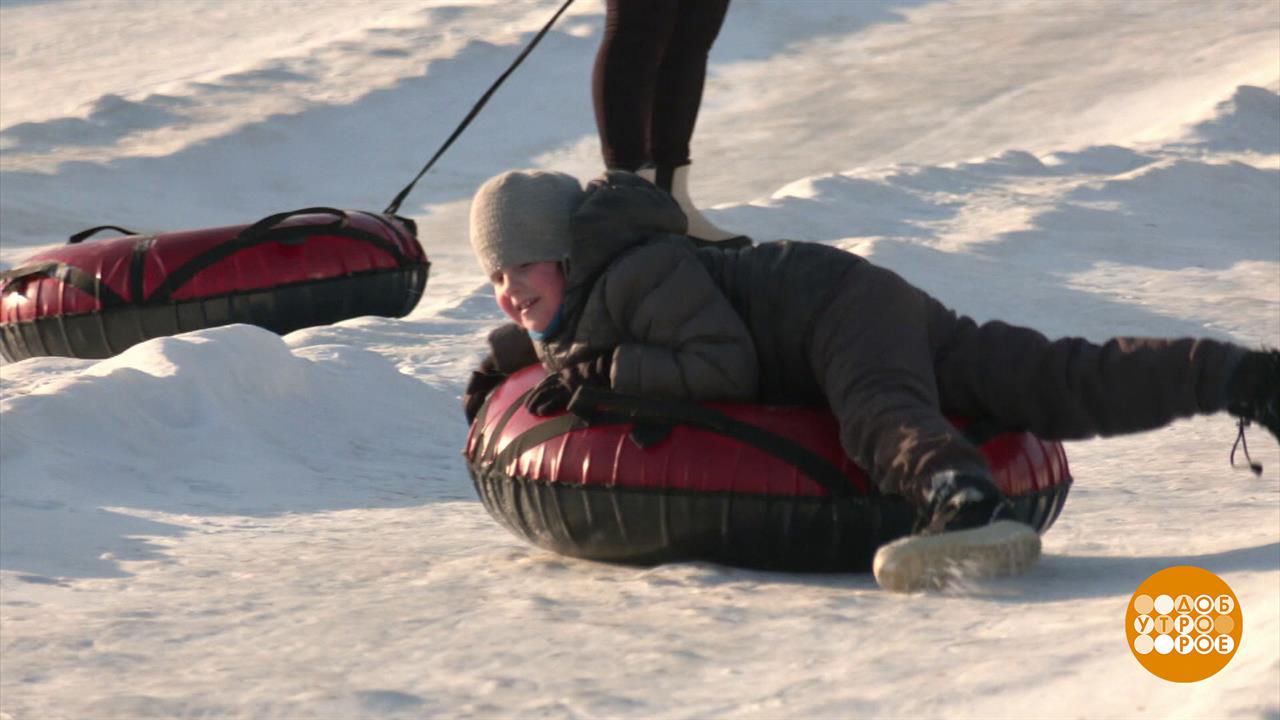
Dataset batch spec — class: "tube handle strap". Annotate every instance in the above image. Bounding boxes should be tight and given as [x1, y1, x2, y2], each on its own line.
[68, 225, 139, 244]
[237, 207, 347, 243]
[145, 209, 407, 303]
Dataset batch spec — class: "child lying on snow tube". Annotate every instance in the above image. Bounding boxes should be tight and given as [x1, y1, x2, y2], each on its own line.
[460, 169, 1280, 591]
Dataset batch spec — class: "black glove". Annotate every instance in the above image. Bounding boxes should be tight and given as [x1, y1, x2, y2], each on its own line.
[526, 353, 613, 417]
[462, 355, 506, 425]
[488, 323, 539, 371]
[462, 324, 541, 425]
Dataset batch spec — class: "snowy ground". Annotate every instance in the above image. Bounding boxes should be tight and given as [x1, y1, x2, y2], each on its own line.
[2, 1, 1278, 718]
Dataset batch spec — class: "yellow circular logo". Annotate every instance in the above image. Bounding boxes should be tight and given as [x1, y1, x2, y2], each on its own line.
[1126, 566, 1242, 682]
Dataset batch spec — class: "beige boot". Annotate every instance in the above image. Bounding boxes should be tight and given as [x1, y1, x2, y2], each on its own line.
[638, 163, 740, 243]
[873, 520, 1042, 593]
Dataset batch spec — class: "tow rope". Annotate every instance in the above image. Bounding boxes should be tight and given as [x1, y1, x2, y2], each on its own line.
[384, 0, 577, 216]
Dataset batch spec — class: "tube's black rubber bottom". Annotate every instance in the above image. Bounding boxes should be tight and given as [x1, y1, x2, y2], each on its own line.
[471, 464, 1071, 572]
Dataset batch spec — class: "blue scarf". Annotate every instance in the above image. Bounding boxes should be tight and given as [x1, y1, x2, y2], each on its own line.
[526, 304, 564, 342]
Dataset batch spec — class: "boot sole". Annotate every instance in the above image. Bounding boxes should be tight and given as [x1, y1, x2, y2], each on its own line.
[873, 520, 1041, 593]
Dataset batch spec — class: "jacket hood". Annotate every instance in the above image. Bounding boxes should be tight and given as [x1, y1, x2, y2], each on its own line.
[565, 171, 688, 285]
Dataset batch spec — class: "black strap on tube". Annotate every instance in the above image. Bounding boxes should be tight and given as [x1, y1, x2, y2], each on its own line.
[68, 225, 139, 244]
[472, 381, 1024, 498]
[566, 386, 857, 497]
[0, 262, 129, 307]
[473, 382, 856, 498]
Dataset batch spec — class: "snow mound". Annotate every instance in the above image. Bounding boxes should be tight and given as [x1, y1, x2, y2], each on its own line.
[1183, 85, 1280, 155]
[1, 324, 459, 579]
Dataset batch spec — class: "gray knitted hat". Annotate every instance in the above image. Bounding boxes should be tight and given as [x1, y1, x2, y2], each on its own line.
[469, 169, 585, 277]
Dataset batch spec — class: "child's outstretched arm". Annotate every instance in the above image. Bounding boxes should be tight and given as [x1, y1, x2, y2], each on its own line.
[601, 241, 758, 402]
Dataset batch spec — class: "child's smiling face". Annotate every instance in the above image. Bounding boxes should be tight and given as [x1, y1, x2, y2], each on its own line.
[491, 261, 566, 333]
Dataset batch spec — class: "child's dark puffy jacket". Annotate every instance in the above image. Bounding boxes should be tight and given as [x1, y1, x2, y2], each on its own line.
[537, 171, 861, 405]
[526, 171, 1247, 498]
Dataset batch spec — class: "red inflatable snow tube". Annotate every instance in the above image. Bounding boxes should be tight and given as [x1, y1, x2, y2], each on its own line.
[0, 208, 429, 362]
[465, 365, 1072, 572]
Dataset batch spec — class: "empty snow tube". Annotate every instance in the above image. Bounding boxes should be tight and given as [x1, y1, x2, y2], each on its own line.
[0, 208, 429, 362]
[466, 365, 1072, 572]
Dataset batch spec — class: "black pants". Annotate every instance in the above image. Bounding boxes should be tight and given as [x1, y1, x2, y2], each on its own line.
[809, 262, 1245, 504]
[592, 0, 730, 171]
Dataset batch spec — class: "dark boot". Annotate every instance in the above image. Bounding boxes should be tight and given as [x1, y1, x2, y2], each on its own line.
[1227, 349, 1280, 443]
[917, 470, 1016, 534]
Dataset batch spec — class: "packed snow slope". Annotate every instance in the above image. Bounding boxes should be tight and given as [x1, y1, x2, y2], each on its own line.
[2, 1, 1278, 718]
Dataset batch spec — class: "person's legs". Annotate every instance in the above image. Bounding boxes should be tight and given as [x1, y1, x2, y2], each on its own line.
[811, 262, 991, 508]
[649, 0, 729, 169]
[812, 263, 1049, 590]
[635, 0, 739, 243]
[929, 314, 1246, 441]
[592, 0, 679, 171]
[831, 265, 1268, 591]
